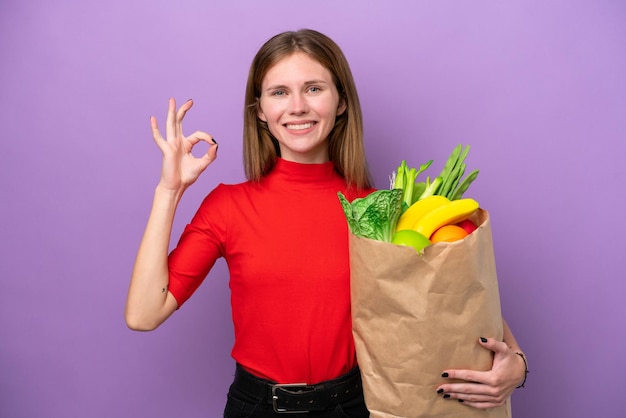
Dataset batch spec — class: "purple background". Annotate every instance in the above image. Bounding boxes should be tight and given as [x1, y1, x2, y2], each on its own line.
[1, 1, 625, 417]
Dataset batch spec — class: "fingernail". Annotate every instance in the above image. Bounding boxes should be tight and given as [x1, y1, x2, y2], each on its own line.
[441, 372, 449, 378]
[443, 394, 451, 399]
[480, 337, 488, 343]
[211, 137, 218, 145]
[458, 399, 464, 403]
[437, 389, 444, 394]
[187, 98, 193, 102]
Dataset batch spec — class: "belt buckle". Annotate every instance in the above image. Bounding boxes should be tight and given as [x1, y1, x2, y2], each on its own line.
[271, 383, 313, 413]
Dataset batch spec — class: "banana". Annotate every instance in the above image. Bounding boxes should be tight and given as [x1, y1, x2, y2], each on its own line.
[395, 195, 450, 232]
[413, 198, 479, 238]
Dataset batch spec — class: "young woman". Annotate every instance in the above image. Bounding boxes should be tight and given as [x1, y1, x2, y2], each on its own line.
[125, 29, 526, 417]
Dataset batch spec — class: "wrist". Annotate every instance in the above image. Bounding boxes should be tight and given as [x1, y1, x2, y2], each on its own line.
[155, 183, 186, 201]
[514, 352, 529, 388]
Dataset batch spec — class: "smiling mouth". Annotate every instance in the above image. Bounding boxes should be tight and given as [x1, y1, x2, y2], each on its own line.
[285, 122, 315, 130]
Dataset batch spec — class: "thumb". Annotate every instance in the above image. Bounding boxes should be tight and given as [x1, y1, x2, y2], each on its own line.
[478, 336, 509, 354]
[202, 141, 218, 166]
[194, 138, 218, 173]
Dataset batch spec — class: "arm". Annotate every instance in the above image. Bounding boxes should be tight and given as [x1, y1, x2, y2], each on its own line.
[435, 319, 527, 409]
[124, 98, 218, 331]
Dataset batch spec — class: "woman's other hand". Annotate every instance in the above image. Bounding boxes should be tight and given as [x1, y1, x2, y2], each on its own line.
[151, 98, 218, 192]
[125, 98, 218, 331]
[435, 337, 526, 409]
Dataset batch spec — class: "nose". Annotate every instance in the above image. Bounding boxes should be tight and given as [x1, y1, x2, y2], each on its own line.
[288, 92, 309, 115]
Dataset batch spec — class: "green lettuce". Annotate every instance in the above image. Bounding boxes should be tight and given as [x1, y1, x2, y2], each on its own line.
[338, 189, 403, 242]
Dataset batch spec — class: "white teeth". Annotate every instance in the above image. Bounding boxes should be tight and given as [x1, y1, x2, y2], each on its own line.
[286, 122, 314, 130]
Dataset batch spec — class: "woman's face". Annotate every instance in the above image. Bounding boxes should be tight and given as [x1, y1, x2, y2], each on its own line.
[257, 52, 346, 164]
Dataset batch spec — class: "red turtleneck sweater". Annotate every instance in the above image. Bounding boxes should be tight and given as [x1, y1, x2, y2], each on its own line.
[167, 159, 372, 384]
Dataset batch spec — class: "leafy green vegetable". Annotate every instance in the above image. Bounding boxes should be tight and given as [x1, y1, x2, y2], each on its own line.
[338, 189, 403, 242]
[416, 176, 443, 200]
[412, 182, 426, 204]
[450, 169, 479, 200]
[389, 144, 479, 201]
[434, 144, 478, 200]
[391, 159, 432, 210]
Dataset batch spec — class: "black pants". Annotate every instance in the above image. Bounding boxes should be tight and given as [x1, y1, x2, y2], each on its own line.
[223, 366, 370, 418]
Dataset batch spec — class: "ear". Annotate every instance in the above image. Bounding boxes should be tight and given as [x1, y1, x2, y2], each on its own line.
[256, 98, 267, 122]
[337, 98, 347, 116]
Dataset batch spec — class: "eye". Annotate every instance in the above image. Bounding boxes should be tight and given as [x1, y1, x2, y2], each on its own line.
[271, 90, 286, 96]
[308, 86, 321, 93]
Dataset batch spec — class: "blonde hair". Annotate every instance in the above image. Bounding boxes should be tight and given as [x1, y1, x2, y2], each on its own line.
[243, 29, 372, 190]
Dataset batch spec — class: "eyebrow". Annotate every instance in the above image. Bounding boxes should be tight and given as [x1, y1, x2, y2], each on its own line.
[264, 79, 331, 91]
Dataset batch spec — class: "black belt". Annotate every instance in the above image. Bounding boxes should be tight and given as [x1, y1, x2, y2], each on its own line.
[232, 364, 363, 413]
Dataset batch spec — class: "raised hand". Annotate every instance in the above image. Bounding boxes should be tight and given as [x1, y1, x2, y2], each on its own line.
[151, 98, 218, 192]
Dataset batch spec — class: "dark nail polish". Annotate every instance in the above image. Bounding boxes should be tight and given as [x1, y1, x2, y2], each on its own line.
[212, 137, 218, 145]
[437, 389, 444, 394]
[443, 394, 451, 399]
[480, 337, 488, 343]
[458, 399, 464, 403]
[441, 372, 449, 378]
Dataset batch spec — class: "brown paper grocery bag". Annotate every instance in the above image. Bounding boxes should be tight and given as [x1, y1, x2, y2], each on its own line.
[350, 209, 511, 417]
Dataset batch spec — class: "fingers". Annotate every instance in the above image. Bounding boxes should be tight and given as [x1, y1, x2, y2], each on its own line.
[186, 130, 216, 147]
[163, 97, 195, 140]
[440, 368, 491, 386]
[440, 389, 499, 403]
[152, 98, 218, 163]
[439, 337, 508, 384]
[165, 97, 177, 141]
[446, 396, 507, 410]
[479, 336, 510, 354]
[153, 98, 198, 142]
[434, 337, 515, 409]
[176, 99, 194, 129]
[439, 387, 508, 409]
[187, 130, 219, 165]
[436, 379, 508, 409]
[150, 116, 167, 150]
